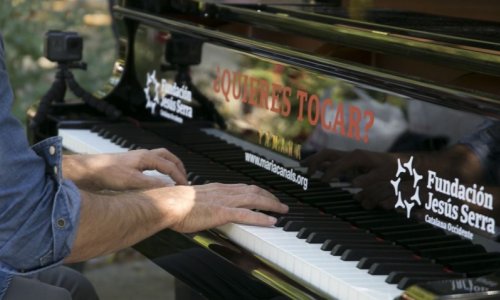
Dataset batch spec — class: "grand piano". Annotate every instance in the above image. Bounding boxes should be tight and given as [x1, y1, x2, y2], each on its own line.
[28, 0, 500, 299]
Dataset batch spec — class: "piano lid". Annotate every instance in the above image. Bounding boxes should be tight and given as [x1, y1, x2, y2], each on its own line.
[93, 1, 500, 297]
[116, 0, 500, 118]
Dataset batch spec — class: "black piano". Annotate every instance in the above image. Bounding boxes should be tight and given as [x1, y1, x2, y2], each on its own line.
[28, 1, 500, 299]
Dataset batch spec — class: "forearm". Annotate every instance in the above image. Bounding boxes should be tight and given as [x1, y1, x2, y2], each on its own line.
[66, 189, 169, 262]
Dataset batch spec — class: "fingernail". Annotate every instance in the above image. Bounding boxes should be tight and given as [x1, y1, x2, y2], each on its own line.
[281, 204, 289, 211]
[268, 216, 277, 224]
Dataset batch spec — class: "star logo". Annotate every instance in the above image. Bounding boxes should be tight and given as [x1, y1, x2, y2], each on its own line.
[390, 156, 423, 218]
[144, 71, 160, 114]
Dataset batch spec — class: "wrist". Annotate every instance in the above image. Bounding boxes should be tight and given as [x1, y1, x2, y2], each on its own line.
[142, 186, 194, 230]
[63, 154, 99, 190]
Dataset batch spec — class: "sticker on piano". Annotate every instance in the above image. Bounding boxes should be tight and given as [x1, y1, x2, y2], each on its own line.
[391, 156, 496, 240]
[144, 70, 193, 124]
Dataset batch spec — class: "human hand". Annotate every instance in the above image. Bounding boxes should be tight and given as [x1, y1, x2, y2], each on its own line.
[303, 149, 402, 209]
[303, 149, 397, 183]
[63, 148, 188, 191]
[148, 183, 289, 233]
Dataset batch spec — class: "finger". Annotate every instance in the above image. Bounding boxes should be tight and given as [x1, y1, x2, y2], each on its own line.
[321, 150, 372, 182]
[131, 172, 176, 189]
[302, 149, 345, 175]
[355, 183, 394, 209]
[351, 170, 385, 188]
[223, 193, 289, 213]
[142, 154, 188, 185]
[156, 159, 189, 185]
[199, 183, 279, 200]
[151, 148, 187, 176]
[224, 207, 277, 227]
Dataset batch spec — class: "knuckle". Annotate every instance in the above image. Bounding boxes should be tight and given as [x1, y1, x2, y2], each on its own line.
[164, 160, 175, 169]
[248, 185, 261, 193]
[157, 148, 170, 155]
[213, 182, 225, 189]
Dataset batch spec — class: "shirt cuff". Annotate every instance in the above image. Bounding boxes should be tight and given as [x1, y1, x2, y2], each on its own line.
[0, 137, 81, 275]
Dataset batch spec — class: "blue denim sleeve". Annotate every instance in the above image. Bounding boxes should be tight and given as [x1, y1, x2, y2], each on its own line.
[458, 120, 500, 184]
[0, 35, 81, 275]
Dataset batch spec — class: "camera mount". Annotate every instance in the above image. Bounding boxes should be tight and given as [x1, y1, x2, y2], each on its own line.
[30, 31, 121, 129]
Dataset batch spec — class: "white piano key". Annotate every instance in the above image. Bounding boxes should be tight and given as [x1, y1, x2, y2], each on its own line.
[218, 223, 402, 300]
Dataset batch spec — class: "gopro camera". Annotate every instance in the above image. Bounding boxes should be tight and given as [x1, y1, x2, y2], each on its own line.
[44, 31, 83, 63]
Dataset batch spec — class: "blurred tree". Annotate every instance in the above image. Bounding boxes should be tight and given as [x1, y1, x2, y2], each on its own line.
[0, 0, 115, 122]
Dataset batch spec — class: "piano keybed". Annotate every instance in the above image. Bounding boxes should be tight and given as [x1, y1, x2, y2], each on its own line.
[60, 123, 500, 300]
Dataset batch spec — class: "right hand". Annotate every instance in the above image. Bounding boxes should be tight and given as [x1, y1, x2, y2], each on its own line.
[147, 183, 289, 233]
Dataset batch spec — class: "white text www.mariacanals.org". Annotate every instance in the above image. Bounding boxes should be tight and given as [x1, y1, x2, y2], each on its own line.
[244, 152, 308, 190]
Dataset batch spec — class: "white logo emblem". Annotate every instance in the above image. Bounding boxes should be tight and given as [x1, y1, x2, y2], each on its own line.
[390, 156, 423, 218]
[144, 70, 160, 114]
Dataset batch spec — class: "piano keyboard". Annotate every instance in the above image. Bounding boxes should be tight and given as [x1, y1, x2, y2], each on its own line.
[58, 123, 500, 300]
[59, 128, 175, 184]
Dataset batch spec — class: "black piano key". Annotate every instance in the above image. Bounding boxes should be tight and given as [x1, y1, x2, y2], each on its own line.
[271, 181, 329, 191]
[189, 143, 240, 151]
[275, 216, 334, 227]
[306, 230, 365, 243]
[283, 220, 347, 232]
[341, 249, 414, 261]
[368, 262, 444, 275]
[353, 217, 412, 228]
[311, 199, 358, 208]
[190, 175, 208, 184]
[357, 257, 431, 269]
[302, 194, 354, 204]
[336, 210, 394, 219]
[274, 212, 319, 218]
[331, 242, 394, 256]
[370, 223, 433, 232]
[466, 268, 500, 277]
[377, 228, 444, 241]
[101, 130, 113, 139]
[397, 275, 466, 290]
[297, 225, 354, 238]
[448, 257, 500, 273]
[418, 244, 486, 259]
[287, 207, 323, 214]
[293, 189, 348, 198]
[386, 271, 464, 284]
[396, 234, 462, 246]
[437, 252, 500, 265]
[321, 235, 379, 251]
[321, 205, 365, 214]
[405, 240, 473, 252]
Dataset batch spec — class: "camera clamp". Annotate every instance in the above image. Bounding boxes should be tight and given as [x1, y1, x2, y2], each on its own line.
[30, 31, 121, 130]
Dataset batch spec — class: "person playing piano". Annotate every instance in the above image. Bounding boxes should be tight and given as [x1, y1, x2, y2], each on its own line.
[0, 35, 288, 300]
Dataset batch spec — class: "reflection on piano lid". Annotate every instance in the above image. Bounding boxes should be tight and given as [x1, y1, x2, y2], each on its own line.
[28, 0, 500, 299]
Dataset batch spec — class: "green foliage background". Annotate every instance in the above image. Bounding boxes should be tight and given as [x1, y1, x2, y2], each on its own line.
[0, 0, 115, 123]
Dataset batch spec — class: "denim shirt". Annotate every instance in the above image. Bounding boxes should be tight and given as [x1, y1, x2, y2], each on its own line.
[0, 36, 81, 299]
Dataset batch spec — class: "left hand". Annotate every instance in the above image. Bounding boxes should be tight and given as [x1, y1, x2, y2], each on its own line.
[63, 148, 188, 191]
